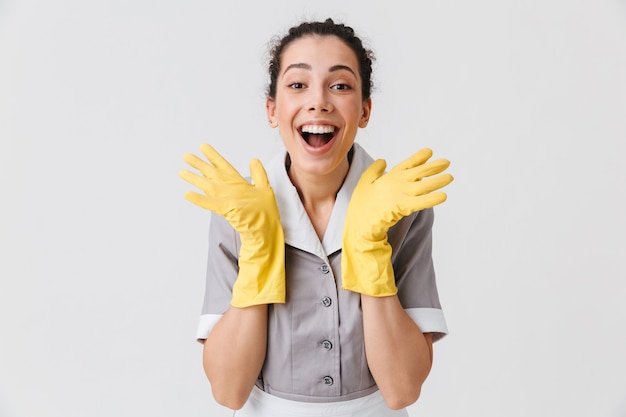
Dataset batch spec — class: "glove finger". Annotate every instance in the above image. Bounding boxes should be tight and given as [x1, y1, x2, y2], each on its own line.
[411, 191, 448, 210]
[181, 168, 234, 197]
[200, 144, 242, 178]
[389, 148, 433, 173]
[184, 190, 234, 215]
[249, 159, 270, 188]
[183, 153, 218, 178]
[183, 191, 215, 210]
[396, 158, 451, 181]
[386, 189, 449, 219]
[405, 173, 454, 196]
[179, 169, 210, 191]
[359, 159, 387, 184]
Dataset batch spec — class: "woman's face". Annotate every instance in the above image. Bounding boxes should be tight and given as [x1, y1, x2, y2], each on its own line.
[266, 35, 371, 182]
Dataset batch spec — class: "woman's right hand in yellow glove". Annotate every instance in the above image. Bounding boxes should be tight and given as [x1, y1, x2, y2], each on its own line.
[179, 144, 285, 308]
[341, 148, 454, 296]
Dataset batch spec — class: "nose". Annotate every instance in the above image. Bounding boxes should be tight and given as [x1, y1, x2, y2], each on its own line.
[307, 87, 333, 113]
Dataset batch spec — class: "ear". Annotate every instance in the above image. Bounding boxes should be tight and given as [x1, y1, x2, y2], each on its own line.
[359, 97, 372, 128]
[266, 97, 278, 128]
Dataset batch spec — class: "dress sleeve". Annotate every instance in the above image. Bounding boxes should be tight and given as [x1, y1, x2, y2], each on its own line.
[196, 212, 241, 342]
[388, 208, 449, 341]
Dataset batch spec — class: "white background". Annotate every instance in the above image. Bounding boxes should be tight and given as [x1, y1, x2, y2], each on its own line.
[1, 1, 625, 416]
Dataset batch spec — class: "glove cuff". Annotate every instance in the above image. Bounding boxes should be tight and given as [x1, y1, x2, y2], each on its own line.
[340, 238, 397, 296]
[231, 225, 286, 308]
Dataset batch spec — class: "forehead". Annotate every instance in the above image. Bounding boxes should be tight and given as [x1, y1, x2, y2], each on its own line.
[280, 35, 359, 74]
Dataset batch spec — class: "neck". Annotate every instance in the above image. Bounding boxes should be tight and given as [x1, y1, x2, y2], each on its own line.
[287, 157, 350, 240]
[287, 158, 349, 205]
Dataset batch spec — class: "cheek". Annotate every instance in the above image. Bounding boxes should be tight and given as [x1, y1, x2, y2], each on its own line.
[275, 102, 300, 125]
[278, 124, 299, 143]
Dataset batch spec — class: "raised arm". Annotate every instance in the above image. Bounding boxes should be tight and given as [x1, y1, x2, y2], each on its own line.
[341, 148, 453, 408]
[180, 144, 285, 409]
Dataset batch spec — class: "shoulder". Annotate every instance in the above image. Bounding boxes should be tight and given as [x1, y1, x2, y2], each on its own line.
[388, 208, 434, 248]
[208, 211, 240, 259]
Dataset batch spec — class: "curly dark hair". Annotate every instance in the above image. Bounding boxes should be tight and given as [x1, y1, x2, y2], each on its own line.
[266, 18, 375, 100]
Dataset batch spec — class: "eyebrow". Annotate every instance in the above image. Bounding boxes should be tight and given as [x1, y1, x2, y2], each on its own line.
[282, 63, 357, 78]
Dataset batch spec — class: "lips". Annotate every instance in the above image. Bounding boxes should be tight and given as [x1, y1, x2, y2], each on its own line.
[299, 124, 337, 149]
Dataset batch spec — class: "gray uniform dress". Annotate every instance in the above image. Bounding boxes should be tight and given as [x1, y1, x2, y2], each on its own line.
[196, 143, 448, 403]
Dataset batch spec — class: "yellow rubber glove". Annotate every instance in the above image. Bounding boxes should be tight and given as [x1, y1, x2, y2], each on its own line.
[341, 148, 453, 296]
[179, 144, 285, 308]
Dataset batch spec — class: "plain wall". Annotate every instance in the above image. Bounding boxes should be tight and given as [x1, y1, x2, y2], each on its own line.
[1, 1, 625, 416]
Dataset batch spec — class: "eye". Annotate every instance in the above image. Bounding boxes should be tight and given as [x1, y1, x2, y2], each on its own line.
[331, 83, 352, 91]
[288, 82, 305, 89]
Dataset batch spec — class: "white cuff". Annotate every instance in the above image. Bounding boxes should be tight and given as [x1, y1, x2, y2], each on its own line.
[196, 314, 223, 342]
[405, 308, 448, 341]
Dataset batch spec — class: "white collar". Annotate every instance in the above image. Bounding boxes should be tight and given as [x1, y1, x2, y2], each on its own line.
[266, 142, 374, 259]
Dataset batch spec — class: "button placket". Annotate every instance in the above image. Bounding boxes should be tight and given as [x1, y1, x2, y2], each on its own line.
[314, 257, 339, 393]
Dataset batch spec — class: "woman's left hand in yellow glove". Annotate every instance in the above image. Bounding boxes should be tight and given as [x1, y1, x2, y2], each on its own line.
[179, 144, 285, 308]
[341, 148, 454, 297]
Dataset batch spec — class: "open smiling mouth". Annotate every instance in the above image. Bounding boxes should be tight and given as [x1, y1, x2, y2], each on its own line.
[299, 124, 337, 148]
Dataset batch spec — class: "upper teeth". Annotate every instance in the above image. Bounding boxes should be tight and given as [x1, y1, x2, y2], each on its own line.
[301, 125, 335, 134]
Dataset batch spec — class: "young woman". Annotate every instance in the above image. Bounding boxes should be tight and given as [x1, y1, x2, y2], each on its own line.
[180, 18, 454, 417]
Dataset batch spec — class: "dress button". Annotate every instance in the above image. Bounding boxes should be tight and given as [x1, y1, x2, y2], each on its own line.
[323, 376, 334, 386]
[321, 296, 332, 307]
[320, 264, 330, 274]
[321, 340, 333, 350]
